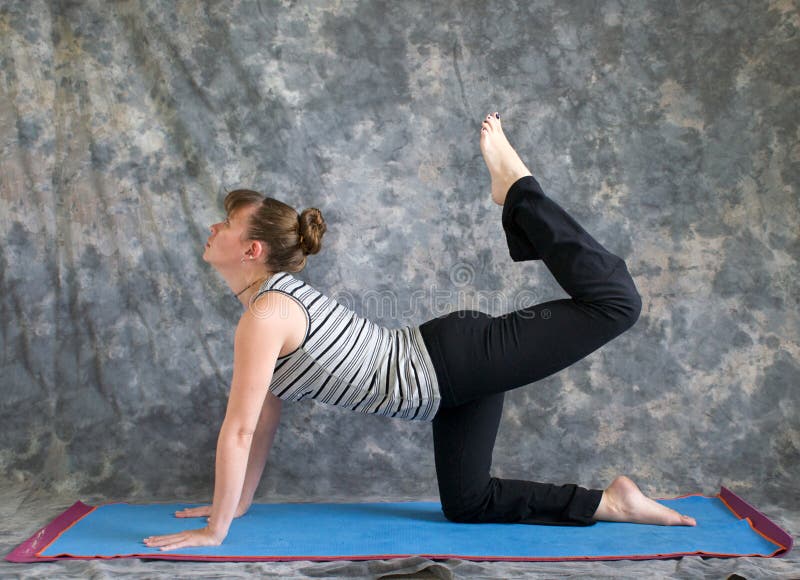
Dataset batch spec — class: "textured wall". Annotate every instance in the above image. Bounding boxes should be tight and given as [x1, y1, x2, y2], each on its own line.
[0, 0, 797, 512]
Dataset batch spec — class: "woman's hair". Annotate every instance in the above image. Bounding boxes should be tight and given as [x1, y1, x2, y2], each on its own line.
[223, 189, 327, 273]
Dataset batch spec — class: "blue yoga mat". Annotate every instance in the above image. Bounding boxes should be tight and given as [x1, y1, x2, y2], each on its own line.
[6, 488, 791, 563]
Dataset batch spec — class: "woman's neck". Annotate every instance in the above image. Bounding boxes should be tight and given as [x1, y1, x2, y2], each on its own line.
[235, 271, 275, 308]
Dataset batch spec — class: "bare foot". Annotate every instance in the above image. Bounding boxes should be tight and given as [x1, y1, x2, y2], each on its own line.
[479, 112, 533, 205]
[593, 475, 697, 526]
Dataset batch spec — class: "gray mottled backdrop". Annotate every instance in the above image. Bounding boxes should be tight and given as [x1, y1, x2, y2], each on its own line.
[1, 0, 798, 576]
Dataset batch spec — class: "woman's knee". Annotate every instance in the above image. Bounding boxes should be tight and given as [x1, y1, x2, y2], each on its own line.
[441, 502, 482, 523]
[619, 285, 642, 329]
[439, 483, 496, 523]
[599, 287, 641, 339]
[438, 487, 478, 523]
[604, 261, 642, 333]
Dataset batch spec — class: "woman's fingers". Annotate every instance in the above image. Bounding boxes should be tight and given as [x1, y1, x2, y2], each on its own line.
[158, 535, 188, 551]
[144, 532, 183, 547]
[174, 505, 212, 518]
[143, 527, 222, 551]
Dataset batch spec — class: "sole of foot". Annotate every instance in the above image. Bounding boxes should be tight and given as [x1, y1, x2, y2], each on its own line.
[594, 475, 698, 526]
[479, 112, 533, 206]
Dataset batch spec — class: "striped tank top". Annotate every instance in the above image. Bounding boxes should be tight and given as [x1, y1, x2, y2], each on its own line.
[253, 272, 442, 421]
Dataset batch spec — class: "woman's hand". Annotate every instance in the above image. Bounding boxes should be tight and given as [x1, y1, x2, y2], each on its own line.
[142, 504, 249, 551]
[143, 525, 223, 551]
[174, 503, 250, 521]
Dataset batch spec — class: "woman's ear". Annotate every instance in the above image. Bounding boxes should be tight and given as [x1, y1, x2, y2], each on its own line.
[249, 240, 269, 262]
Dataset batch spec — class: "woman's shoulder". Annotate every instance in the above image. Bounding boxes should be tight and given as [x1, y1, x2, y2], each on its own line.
[256, 271, 311, 293]
[251, 272, 314, 318]
[247, 274, 311, 357]
[239, 288, 306, 347]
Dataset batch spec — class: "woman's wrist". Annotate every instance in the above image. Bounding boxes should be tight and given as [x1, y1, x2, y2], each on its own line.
[236, 500, 251, 515]
[206, 522, 229, 542]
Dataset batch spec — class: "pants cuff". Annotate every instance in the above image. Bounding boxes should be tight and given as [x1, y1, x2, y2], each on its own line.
[566, 487, 604, 525]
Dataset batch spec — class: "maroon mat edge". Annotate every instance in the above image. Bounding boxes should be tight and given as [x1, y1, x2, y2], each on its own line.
[7, 550, 787, 564]
[5, 501, 95, 563]
[719, 486, 793, 558]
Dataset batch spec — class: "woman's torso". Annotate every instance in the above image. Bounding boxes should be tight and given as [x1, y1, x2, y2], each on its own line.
[252, 272, 441, 422]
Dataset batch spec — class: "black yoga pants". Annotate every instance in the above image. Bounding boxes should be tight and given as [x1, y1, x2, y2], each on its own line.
[418, 175, 642, 526]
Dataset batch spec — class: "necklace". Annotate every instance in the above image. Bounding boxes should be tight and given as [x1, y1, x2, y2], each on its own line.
[235, 277, 264, 298]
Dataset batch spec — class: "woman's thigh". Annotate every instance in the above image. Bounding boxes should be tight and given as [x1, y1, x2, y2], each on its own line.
[432, 391, 505, 520]
[421, 298, 630, 407]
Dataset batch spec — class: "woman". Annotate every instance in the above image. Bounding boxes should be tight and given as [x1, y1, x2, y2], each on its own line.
[144, 113, 696, 551]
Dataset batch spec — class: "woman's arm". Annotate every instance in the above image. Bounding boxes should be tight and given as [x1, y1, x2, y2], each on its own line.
[144, 293, 292, 551]
[236, 392, 283, 513]
[207, 293, 292, 541]
[177, 393, 283, 524]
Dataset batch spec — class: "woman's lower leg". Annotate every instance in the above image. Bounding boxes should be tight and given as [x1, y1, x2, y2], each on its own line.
[481, 112, 640, 320]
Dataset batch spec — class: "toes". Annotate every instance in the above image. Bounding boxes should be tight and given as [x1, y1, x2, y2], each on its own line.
[481, 112, 502, 135]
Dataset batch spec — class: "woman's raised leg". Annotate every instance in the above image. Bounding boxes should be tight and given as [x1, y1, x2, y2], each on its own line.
[421, 114, 642, 406]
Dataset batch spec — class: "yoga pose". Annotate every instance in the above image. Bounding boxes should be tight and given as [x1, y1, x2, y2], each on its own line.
[144, 113, 696, 551]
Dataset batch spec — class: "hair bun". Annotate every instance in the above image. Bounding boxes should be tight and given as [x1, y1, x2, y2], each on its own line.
[298, 207, 327, 255]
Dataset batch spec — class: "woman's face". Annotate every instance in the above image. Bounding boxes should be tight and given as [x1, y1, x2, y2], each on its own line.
[202, 206, 255, 268]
